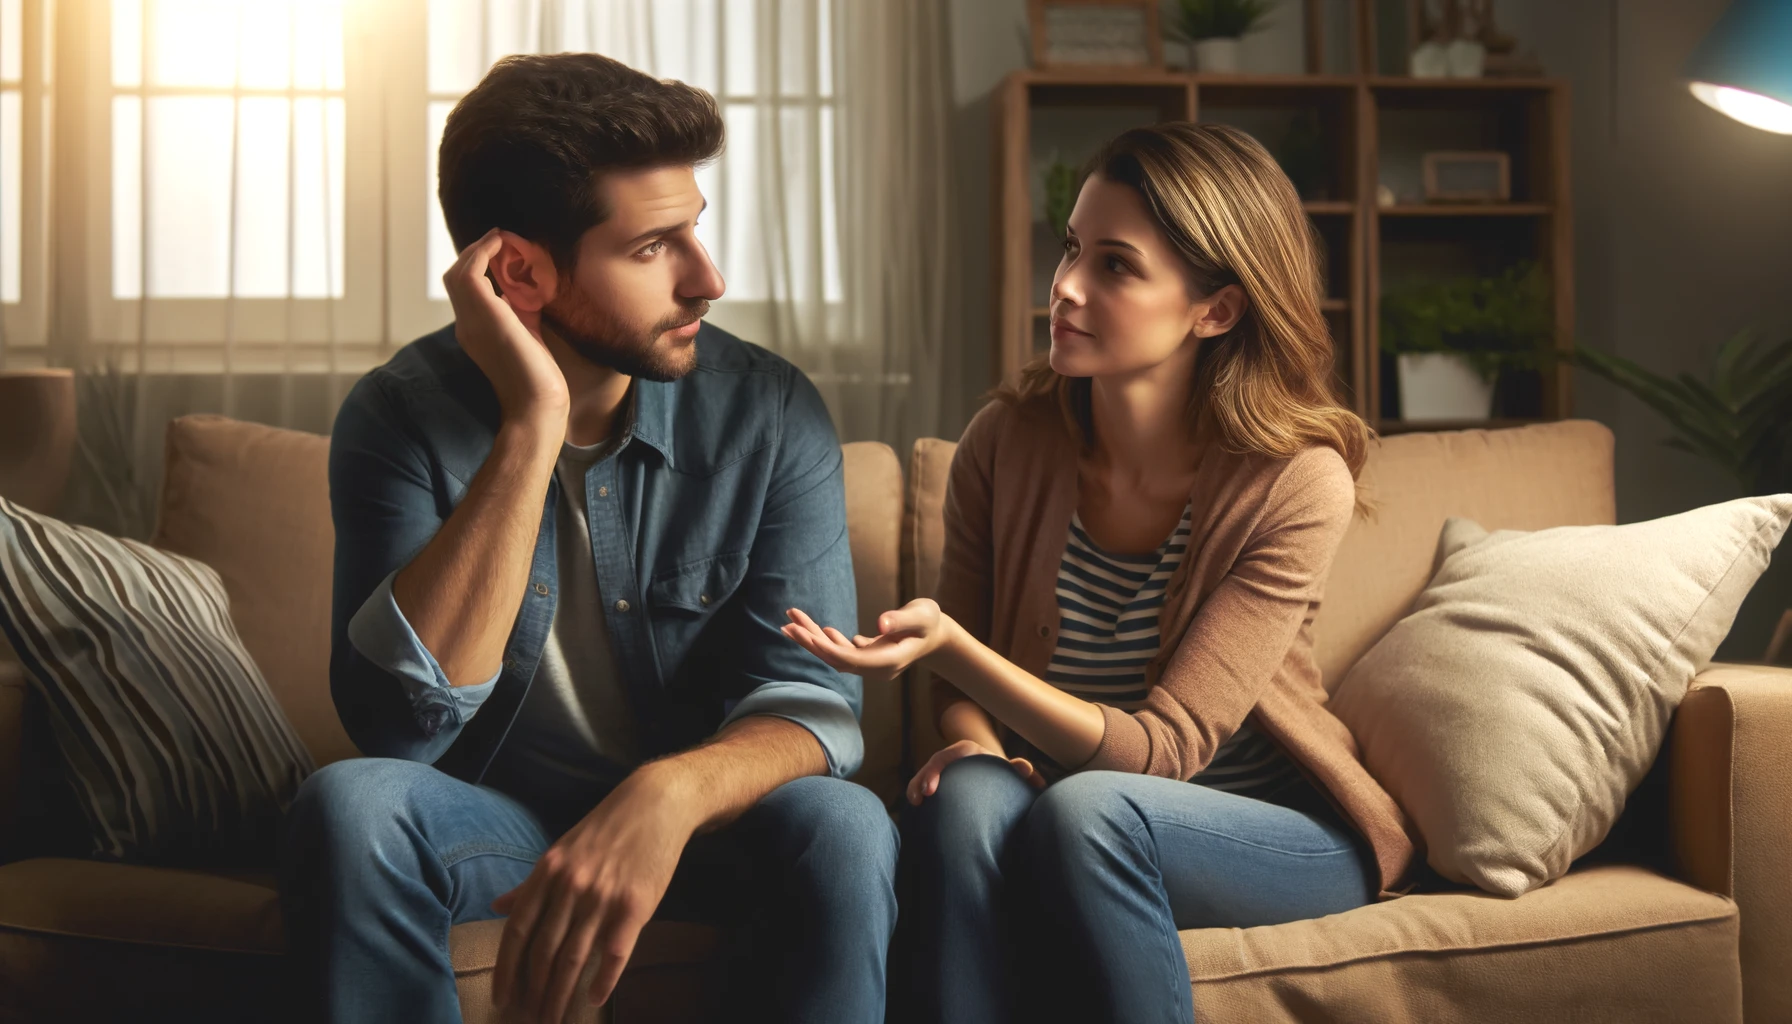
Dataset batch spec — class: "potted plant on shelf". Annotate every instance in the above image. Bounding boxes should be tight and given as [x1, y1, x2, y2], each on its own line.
[1379, 261, 1552, 422]
[1042, 155, 1079, 239]
[1167, 0, 1275, 73]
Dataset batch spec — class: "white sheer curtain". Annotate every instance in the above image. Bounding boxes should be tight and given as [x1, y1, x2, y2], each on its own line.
[10, 0, 958, 537]
[435, 0, 959, 451]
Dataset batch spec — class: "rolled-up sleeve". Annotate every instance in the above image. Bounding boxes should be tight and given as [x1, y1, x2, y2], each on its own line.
[348, 569, 500, 728]
[714, 367, 864, 778]
[329, 375, 485, 762]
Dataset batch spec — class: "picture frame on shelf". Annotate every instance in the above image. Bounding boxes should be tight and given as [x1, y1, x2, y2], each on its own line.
[1422, 151, 1510, 203]
[1027, 0, 1162, 70]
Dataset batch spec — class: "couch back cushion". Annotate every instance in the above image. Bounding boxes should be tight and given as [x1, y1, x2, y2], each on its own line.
[1313, 420, 1616, 689]
[899, 419, 1617, 765]
[153, 415, 357, 767]
[147, 416, 908, 799]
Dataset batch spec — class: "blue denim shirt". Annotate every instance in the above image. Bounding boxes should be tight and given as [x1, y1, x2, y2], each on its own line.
[328, 322, 863, 787]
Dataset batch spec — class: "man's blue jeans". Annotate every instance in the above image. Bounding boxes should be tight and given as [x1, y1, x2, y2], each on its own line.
[892, 756, 1378, 1023]
[278, 758, 899, 1024]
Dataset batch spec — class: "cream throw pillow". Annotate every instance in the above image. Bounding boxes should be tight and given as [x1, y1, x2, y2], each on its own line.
[1331, 495, 1792, 897]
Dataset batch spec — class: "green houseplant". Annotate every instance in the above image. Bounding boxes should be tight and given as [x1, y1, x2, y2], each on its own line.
[1167, 0, 1276, 72]
[1379, 261, 1552, 420]
[1042, 156, 1078, 240]
[1570, 329, 1792, 498]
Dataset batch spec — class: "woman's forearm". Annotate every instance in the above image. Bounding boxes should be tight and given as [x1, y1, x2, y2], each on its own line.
[926, 616, 1107, 768]
[938, 698, 1005, 751]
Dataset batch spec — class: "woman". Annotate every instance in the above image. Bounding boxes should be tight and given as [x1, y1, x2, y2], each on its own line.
[782, 122, 1418, 1022]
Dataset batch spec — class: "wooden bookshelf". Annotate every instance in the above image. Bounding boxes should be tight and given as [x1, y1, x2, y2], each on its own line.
[991, 69, 1574, 435]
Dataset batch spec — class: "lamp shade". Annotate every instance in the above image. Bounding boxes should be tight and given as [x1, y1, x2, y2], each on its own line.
[1684, 0, 1792, 134]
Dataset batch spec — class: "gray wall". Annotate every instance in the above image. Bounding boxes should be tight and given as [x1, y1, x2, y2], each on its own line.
[942, 0, 1792, 657]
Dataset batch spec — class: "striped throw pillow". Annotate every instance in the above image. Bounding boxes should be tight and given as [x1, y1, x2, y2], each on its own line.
[0, 496, 314, 863]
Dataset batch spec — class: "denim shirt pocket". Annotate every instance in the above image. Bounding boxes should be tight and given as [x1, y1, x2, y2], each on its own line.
[646, 552, 750, 674]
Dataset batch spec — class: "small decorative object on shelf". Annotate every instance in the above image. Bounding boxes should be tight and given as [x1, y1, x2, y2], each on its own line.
[1165, 0, 1275, 74]
[1410, 0, 1512, 78]
[1422, 151, 1510, 203]
[1028, 0, 1162, 70]
[1380, 262, 1552, 422]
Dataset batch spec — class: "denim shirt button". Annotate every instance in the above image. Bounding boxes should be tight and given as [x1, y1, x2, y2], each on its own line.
[597, 486, 609, 498]
[533, 582, 549, 596]
[615, 599, 631, 613]
[699, 594, 710, 606]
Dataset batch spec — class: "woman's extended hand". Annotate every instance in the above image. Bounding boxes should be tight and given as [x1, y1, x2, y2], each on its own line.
[780, 599, 953, 683]
[907, 740, 1046, 805]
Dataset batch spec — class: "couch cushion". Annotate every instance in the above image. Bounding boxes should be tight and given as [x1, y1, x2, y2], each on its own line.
[902, 438, 957, 770]
[1314, 420, 1616, 691]
[153, 415, 356, 768]
[451, 917, 724, 1024]
[841, 441, 903, 804]
[1185, 864, 1741, 1023]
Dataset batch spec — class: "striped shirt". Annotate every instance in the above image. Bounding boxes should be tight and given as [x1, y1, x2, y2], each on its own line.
[1039, 503, 1304, 800]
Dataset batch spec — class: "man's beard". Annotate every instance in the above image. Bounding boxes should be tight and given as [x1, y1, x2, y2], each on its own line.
[540, 287, 708, 383]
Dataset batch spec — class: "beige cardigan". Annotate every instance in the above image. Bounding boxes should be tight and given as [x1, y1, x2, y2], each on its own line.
[932, 397, 1420, 898]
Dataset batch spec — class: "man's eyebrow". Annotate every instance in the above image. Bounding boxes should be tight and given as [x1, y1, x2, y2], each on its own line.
[622, 199, 708, 248]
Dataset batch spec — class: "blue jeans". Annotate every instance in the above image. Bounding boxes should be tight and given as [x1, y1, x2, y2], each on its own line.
[278, 758, 899, 1024]
[892, 756, 1377, 1023]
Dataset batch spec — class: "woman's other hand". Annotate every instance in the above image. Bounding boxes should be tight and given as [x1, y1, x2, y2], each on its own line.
[906, 740, 1046, 806]
[780, 599, 952, 683]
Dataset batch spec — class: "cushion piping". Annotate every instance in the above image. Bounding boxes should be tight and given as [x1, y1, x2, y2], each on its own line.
[0, 921, 284, 958]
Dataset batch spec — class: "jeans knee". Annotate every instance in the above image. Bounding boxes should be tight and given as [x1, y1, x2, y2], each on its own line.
[765, 776, 899, 881]
[1024, 771, 1143, 869]
[904, 755, 1035, 867]
[285, 757, 432, 856]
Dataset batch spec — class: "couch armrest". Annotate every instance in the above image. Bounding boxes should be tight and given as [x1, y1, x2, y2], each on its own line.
[0, 655, 23, 857]
[1670, 661, 1792, 1023]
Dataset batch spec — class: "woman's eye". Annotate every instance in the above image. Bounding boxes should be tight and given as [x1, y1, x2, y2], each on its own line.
[1105, 255, 1129, 274]
[638, 240, 665, 257]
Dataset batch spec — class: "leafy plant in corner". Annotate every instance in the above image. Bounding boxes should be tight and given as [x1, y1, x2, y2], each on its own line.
[1043, 156, 1078, 240]
[1379, 261, 1553, 382]
[1569, 329, 1792, 497]
[1167, 0, 1276, 42]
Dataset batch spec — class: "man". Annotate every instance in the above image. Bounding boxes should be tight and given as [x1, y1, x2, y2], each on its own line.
[278, 53, 897, 1024]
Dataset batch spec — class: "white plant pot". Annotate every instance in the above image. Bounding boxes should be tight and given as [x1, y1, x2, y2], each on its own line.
[1193, 38, 1241, 73]
[1396, 353, 1495, 422]
[1163, 40, 1192, 70]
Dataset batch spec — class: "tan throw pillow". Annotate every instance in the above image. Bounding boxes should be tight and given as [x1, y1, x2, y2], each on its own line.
[1330, 495, 1792, 897]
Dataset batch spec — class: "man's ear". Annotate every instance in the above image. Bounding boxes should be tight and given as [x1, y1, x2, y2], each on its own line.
[1191, 283, 1249, 338]
[486, 230, 559, 312]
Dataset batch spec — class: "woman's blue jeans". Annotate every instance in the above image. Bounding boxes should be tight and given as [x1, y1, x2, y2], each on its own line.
[891, 756, 1377, 1023]
[277, 757, 899, 1024]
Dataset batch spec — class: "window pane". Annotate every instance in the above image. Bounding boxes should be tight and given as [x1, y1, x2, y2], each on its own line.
[290, 96, 345, 297]
[149, 1, 245, 88]
[114, 95, 343, 299]
[426, 100, 454, 299]
[720, 103, 762, 299]
[722, 0, 754, 97]
[2, 0, 21, 82]
[428, 0, 483, 94]
[779, 0, 809, 98]
[817, 0, 831, 97]
[485, 0, 535, 67]
[2, 90, 18, 303]
[112, 0, 142, 87]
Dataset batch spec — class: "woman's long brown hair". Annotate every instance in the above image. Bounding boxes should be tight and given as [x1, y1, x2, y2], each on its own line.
[995, 122, 1373, 480]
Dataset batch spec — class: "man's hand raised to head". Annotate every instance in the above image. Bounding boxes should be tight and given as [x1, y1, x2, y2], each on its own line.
[442, 227, 570, 431]
[488, 762, 695, 1024]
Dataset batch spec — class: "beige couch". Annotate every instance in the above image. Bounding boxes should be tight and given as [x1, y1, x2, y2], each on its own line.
[2, 414, 1788, 1023]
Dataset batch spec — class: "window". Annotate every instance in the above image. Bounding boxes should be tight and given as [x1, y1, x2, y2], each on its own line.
[420, 0, 842, 312]
[0, 0, 845, 370]
[2, 0, 21, 306]
[110, 0, 346, 300]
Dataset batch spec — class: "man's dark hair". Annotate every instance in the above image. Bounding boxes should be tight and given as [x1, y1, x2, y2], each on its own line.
[437, 53, 724, 272]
